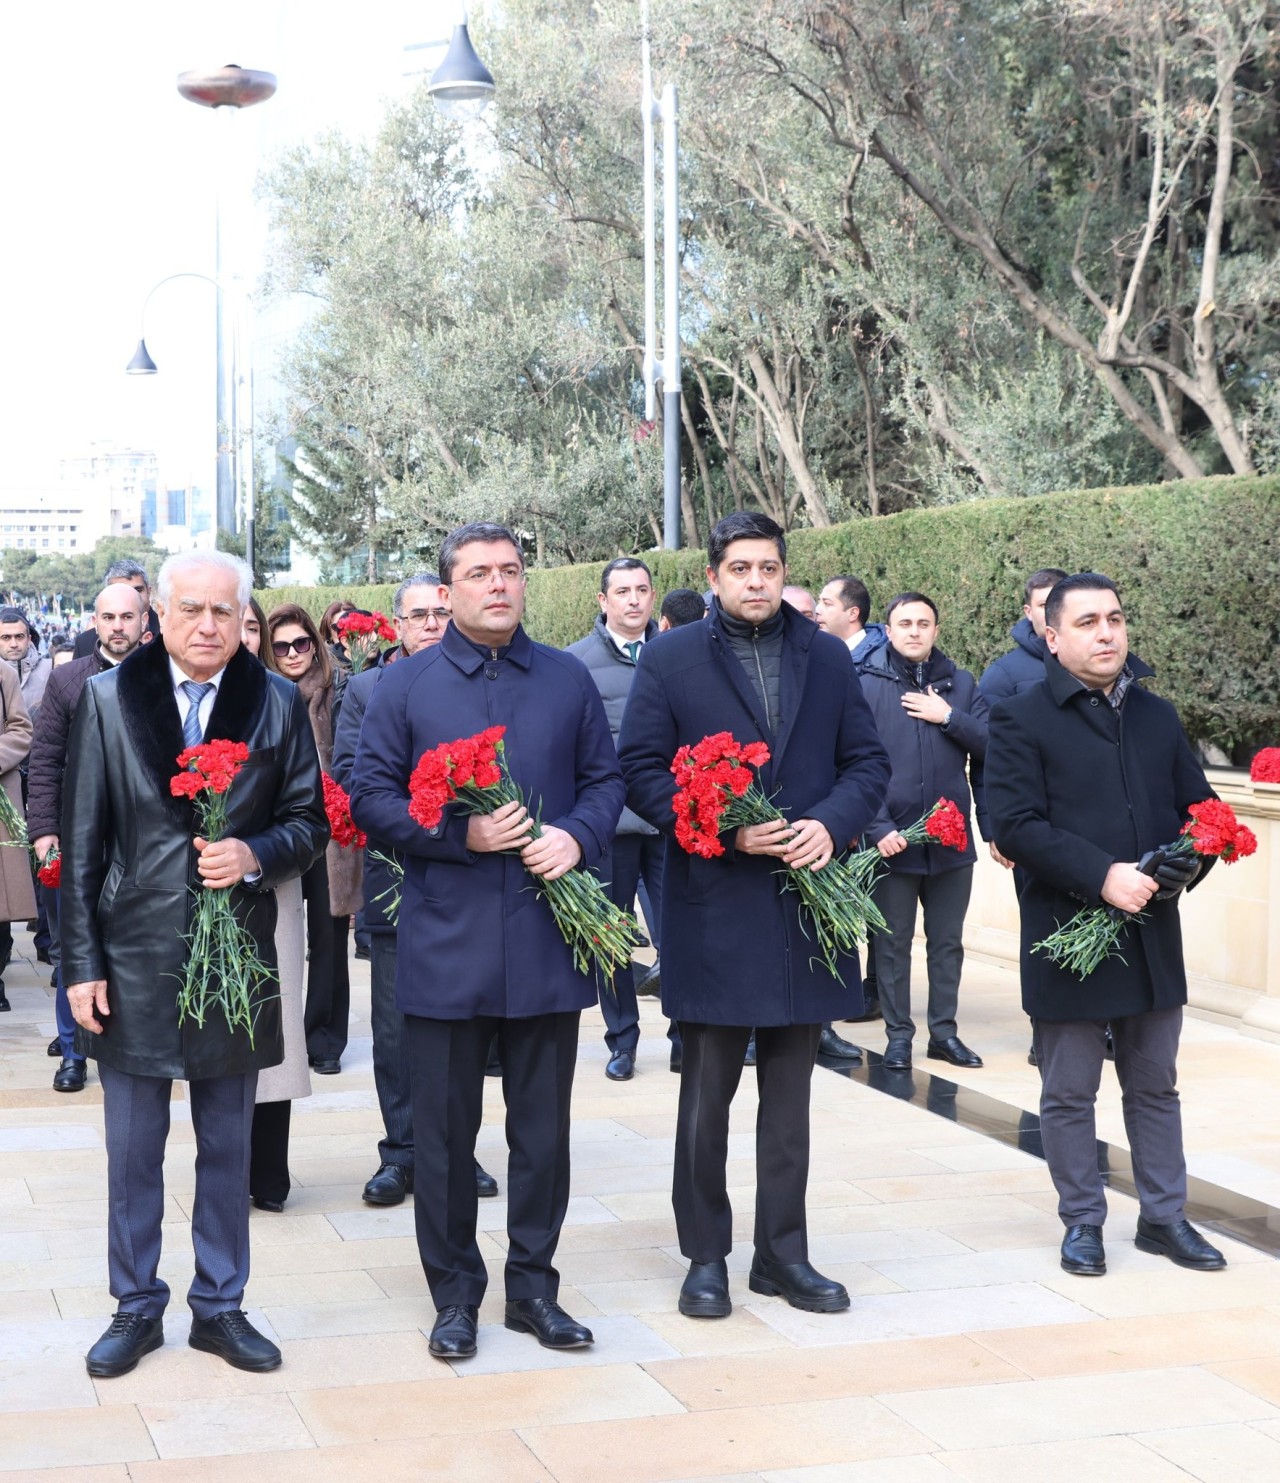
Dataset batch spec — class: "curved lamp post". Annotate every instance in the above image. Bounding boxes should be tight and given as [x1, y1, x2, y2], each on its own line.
[426, 13, 495, 120]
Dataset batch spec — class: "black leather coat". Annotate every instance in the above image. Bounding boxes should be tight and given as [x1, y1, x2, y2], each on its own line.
[60, 640, 328, 1079]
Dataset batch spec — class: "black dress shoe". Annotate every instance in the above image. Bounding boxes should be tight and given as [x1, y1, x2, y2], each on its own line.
[744, 1032, 757, 1067]
[748, 1256, 849, 1313]
[428, 1304, 478, 1359]
[1135, 1217, 1227, 1270]
[252, 1196, 285, 1213]
[53, 1057, 87, 1093]
[678, 1259, 731, 1318]
[354, 943, 371, 960]
[0, 983, 8, 1012]
[636, 961, 661, 997]
[363, 1162, 413, 1206]
[85, 1311, 164, 1377]
[1060, 1223, 1106, 1275]
[189, 1310, 281, 1371]
[1028, 1042, 1039, 1067]
[669, 1042, 682, 1073]
[504, 1297, 593, 1348]
[36, 947, 52, 965]
[818, 1025, 862, 1062]
[847, 996, 883, 1023]
[605, 1050, 635, 1081]
[475, 1160, 499, 1198]
[47, 1036, 62, 1057]
[927, 1036, 984, 1068]
[882, 1037, 912, 1069]
[309, 1057, 341, 1075]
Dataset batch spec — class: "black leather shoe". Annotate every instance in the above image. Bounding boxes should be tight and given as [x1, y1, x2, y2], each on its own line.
[818, 1025, 862, 1062]
[504, 1297, 593, 1348]
[428, 1304, 478, 1359]
[363, 1162, 413, 1206]
[882, 1037, 912, 1069]
[354, 942, 371, 960]
[669, 1042, 682, 1073]
[251, 1196, 285, 1213]
[748, 1256, 849, 1313]
[0, 983, 8, 1011]
[927, 1036, 984, 1068]
[47, 1036, 62, 1057]
[36, 947, 52, 965]
[309, 1057, 341, 1075]
[605, 1051, 635, 1081]
[53, 1057, 87, 1093]
[189, 1310, 281, 1371]
[86, 1312, 164, 1377]
[636, 961, 661, 996]
[678, 1259, 731, 1318]
[744, 1033, 757, 1067]
[1060, 1223, 1106, 1275]
[475, 1160, 498, 1198]
[847, 997, 883, 1023]
[1028, 1042, 1039, 1067]
[1135, 1217, 1227, 1271]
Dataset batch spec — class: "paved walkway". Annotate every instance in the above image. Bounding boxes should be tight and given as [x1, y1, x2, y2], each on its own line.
[3, 930, 1280, 1481]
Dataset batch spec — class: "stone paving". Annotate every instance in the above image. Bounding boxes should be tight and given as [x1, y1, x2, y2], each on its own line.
[4, 929, 1280, 1481]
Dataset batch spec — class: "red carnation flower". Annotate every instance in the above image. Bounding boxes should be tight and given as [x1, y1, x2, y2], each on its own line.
[37, 847, 61, 889]
[1251, 748, 1280, 784]
[322, 773, 367, 851]
[924, 797, 969, 853]
[1181, 798, 1257, 864]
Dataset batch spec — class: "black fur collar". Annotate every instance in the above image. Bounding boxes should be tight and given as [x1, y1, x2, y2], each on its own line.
[117, 639, 268, 813]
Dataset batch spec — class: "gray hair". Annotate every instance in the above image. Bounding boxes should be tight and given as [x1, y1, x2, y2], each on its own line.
[156, 551, 253, 608]
[104, 558, 149, 586]
[394, 571, 442, 616]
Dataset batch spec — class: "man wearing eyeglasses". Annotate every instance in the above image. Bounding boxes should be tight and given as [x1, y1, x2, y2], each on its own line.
[72, 560, 161, 658]
[330, 574, 468, 1209]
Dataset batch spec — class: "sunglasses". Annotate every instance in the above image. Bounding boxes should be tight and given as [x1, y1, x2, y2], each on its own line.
[272, 635, 314, 658]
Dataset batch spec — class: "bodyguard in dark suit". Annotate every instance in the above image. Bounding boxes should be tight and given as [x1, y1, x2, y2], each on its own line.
[618, 512, 890, 1319]
[986, 572, 1225, 1277]
[350, 522, 625, 1361]
[61, 553, 328, 1377]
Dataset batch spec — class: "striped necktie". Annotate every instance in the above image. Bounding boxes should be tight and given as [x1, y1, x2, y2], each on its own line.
[180, 680, 214, 748]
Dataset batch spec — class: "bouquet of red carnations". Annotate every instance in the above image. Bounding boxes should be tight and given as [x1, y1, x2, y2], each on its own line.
[408, 725, 641, 981]
[322, 774, 367, 850]
[36, 845, 61, 889]
[1251, 748, 1280, 784]
[0, 787, 64, 885]
[1034, 798, 1258, 979]
[170, 740, 274, 1043]
[336, 610, 397, 674]
[844, 795, 970, 894]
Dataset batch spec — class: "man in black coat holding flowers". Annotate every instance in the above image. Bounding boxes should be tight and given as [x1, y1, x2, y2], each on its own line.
[619, 512, 890, 1320]
[986, 573, 1226, 1278]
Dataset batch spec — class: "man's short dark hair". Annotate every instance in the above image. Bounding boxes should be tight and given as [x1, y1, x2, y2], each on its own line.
[1044, 572, 1120, 631]
[825, 575, 871, 627]
[0, 607, 28, 628]
[707, 512, 786, 571]
[394, 571, 442, 616]
[660, 588, 706, 627]
[439, 523, 523, 585]
[104, 559, 148, 586]
[885, 591, 939, 624]
[1023, 567, 1069, 606]
[601, 557, 652, 593]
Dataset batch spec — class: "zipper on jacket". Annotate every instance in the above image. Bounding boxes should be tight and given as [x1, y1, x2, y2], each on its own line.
[750, 629, 773, 733]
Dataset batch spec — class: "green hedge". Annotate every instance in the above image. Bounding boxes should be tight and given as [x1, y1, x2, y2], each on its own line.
[260, 475, 1280, 755]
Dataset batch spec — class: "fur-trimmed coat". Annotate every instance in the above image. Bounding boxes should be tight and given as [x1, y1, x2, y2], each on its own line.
[59, 640, 328, 1080]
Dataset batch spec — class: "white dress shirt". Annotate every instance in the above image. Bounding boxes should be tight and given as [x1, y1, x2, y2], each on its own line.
[170, 658, 225, 738]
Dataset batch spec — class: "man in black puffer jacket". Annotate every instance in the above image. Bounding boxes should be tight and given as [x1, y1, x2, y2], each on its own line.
[858, 592, 988, 1072]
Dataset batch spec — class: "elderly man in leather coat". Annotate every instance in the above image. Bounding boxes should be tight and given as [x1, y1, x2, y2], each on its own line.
[61, 552, 327, 1379]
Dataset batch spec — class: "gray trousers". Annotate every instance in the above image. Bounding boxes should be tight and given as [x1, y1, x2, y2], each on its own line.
[99, 1061, 257, 1320]
[370, 934, 413, 1168]
[872, 866, 973, 1042]
[1033, 1007, 1186, 1227]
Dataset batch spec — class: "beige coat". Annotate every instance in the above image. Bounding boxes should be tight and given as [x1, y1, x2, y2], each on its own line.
[255, 874, 311, 1103]
[0, 665, 35, 923]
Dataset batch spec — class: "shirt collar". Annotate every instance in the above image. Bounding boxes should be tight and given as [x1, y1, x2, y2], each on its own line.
[605, 625, 645, 654]
[168, 656, 227, 693]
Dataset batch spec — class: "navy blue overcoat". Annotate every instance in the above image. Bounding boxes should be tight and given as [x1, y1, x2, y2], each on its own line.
[348, 623, 625, 1019]
[617, 605, 891, 1026]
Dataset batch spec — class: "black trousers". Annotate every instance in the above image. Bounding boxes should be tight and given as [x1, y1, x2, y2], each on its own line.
[301, 859, 351, 1062]
[597, 832, 666, 1056]
[405, 1010, 580, 1309]
[673, 1021, 821, 1265]
[249, 1099, 292, 1204]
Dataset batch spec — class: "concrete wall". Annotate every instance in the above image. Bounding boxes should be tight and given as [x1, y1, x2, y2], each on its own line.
[963, 767, 1280, 1039]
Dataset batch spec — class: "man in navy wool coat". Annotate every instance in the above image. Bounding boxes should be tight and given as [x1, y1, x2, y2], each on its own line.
[349, 522, 625, 1362]
[619, 512, 890, 1321]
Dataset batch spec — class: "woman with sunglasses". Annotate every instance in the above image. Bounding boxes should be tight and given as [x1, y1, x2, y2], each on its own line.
[267, 604, 361, 1076]
[238, 603, 311, 1210]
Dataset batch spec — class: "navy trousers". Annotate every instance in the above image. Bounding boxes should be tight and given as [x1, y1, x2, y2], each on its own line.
[597, 832, 666, 1057]
[44, 888, 83, 1063]
[369, 933, 413, 1168]
[99, 1062, 257, 1320]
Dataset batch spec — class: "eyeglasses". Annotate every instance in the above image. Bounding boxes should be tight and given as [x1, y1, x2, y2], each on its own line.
[272, 635, 314, 658]
[398, 608, 451, 626]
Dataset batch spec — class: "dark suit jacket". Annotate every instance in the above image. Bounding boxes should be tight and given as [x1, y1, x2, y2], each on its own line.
[60, 640, 328, 1079]
[617, 604, 890, 1026]
[26, 649, 111, 841]
[986, 653, 1213, 1022]
[348, 622, 625, 1018]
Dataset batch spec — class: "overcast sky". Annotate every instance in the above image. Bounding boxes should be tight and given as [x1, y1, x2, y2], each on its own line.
[3, 0, 459, 488]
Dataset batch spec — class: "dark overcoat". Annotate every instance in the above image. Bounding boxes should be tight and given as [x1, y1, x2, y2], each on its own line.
[986, 653, 1214, 1022]
[617, 605, 891, 1026]
[978, 617, 1048, 705]
[59, 640, 329, 1079]
[331, 649, 400, 936]
[347, 622, 625, 1019]
[26, 648, 110, 841]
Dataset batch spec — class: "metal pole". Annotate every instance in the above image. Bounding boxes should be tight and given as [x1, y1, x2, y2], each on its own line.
[214, 110, 235, 543]
[236, 291, 256, 577]
[660, 82, 681, 550]
[641, 35, 657, 422]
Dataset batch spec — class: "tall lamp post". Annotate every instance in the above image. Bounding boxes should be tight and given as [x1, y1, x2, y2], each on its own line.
[176, 64, 276, 576]
[426, 11, 495, 120]
[640, 16, 680, 549]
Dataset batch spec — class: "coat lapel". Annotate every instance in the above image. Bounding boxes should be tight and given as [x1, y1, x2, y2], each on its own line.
[772, 607, 814, 770]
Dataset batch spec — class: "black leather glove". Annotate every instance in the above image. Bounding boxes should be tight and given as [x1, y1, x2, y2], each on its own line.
[1138, 846, 1202, 900]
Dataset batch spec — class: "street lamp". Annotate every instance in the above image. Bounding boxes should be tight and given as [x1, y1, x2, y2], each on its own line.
[426, 12, 495, 120]
[176, 64, 277, 575]
[641, 18, 681, 549]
